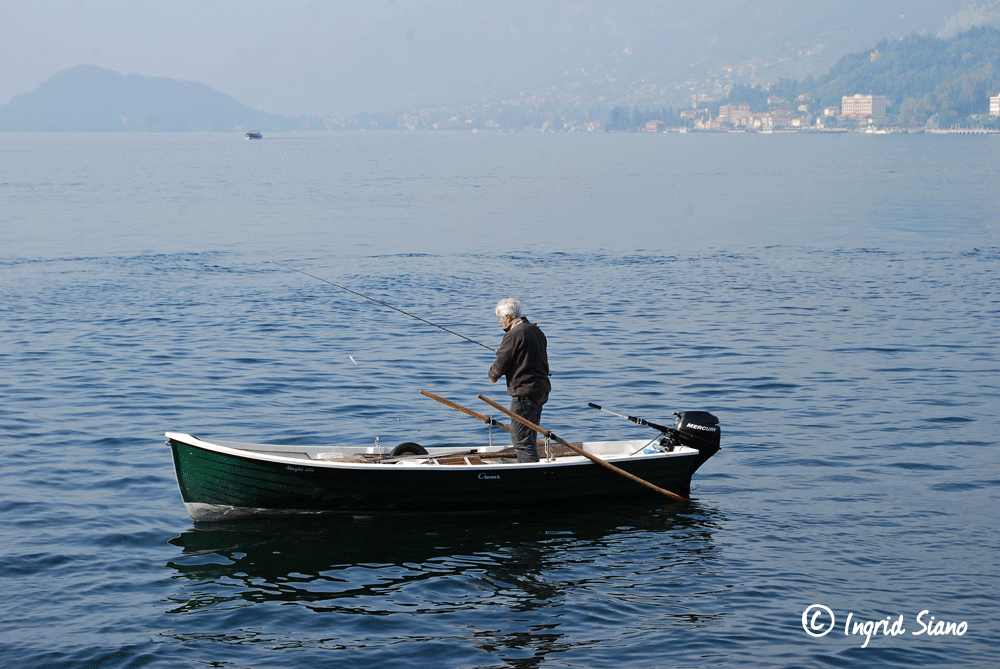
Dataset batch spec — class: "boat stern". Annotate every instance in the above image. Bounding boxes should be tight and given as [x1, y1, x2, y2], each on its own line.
[671, 411, 721, 472]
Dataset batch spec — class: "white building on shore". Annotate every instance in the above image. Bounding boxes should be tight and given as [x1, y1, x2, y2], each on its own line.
[991, 93, 1000, 116]
[842, 94, 888, 118]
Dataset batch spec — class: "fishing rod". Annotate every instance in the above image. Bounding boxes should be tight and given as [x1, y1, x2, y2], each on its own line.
[587, 402, 675, 434]
[588, 402, 722, 450]
[271, 261, 496, 353]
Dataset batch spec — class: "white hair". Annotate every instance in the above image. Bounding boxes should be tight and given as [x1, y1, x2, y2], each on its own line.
[495, 297, 522, 319]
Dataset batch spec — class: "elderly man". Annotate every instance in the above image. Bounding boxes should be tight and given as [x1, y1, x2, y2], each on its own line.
[488, 298, 550, 463]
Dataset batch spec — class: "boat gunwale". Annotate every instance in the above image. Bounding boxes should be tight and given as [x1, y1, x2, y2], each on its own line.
[164, 431, 700, 471]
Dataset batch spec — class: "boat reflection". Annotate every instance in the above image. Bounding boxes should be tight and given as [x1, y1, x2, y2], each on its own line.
[166, 500, 723, 618]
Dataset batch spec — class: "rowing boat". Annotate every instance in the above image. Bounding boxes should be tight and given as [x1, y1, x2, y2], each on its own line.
[166, 409, 720, 521]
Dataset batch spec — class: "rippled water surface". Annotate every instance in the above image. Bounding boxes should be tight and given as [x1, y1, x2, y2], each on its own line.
[1, 132, 998, 668]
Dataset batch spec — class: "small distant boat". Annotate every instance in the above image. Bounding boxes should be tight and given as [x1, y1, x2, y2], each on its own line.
[245, 131, 262, 139]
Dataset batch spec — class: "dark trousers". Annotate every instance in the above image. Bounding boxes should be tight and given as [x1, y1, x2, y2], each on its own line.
[509, 393, 548, 463]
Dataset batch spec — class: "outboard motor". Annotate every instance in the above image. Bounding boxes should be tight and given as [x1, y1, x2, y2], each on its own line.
[671, 411, 721, 472]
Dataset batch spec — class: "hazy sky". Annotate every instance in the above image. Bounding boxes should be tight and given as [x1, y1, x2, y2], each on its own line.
[4, 0, 998, 116]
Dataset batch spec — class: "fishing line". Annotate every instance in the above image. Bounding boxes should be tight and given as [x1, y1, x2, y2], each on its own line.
[271, 261, 497, 353]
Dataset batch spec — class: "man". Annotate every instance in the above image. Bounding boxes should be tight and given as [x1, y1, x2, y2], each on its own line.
[488, 297, 550, 463]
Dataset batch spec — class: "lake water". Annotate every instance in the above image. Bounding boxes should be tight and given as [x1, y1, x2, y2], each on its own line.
[1, 131, 998, 668]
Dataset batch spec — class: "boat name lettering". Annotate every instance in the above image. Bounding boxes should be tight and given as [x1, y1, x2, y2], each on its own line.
[478, 472, 500, 480]
[285, 465, 314, 473]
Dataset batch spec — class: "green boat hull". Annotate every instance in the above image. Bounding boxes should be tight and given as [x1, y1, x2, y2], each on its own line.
[168, 435, 710, 521]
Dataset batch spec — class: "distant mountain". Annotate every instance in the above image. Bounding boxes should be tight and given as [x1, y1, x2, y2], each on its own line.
[714, 26, 1000, 127]
[815, 25, 1000, 124]
[177, 0, 989, 116]
[0, 65, 300, 132]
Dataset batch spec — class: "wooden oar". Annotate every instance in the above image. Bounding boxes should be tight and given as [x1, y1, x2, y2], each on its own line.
[420, 390, 545, 447]
[477, 394, 688, 502]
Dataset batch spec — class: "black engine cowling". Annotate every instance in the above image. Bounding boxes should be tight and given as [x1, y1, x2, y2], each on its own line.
[671, 411, 721, 472]
[673, 411, 720, 449]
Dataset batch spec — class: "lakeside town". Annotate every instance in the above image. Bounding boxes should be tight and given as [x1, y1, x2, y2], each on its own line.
[326, 28, 1000, 135]
[320, 90, 1000, 135]
[630, 92, 1000, 134]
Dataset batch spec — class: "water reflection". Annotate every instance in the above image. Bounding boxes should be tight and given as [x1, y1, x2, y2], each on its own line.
[165, 500, 723, 621]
